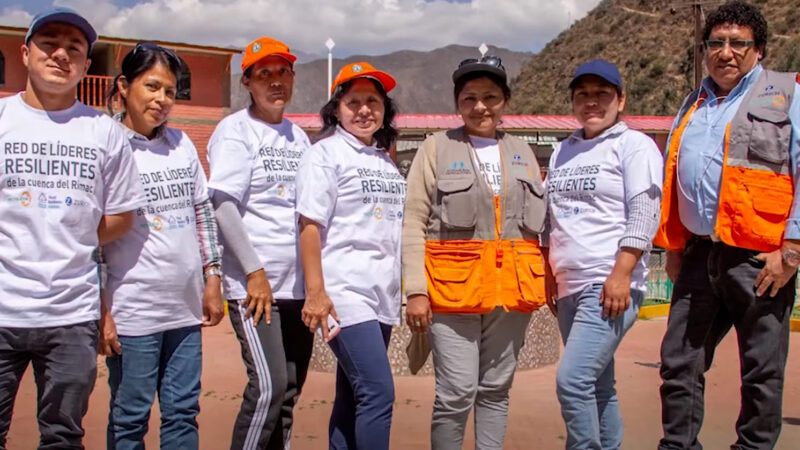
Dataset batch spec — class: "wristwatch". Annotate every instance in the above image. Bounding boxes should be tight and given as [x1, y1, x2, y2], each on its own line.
[781, 248, 800, 268]
[203, 265, 222, 281]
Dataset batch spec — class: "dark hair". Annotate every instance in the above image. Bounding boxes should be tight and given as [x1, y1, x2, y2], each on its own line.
[453, 72, 511, 107]
[315, 78, 399, 150]
[106, 42, 183, 115]
[703, 1, 768, 59]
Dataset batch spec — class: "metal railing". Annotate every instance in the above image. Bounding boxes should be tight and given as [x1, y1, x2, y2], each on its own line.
[77, 75, 113, 108]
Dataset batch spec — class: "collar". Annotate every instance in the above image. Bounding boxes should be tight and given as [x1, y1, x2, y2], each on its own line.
[115, 112, 176, 146]
[569, 120, 628, 143]
[701, 64, 762, 101]
[335, 125, 381, 151]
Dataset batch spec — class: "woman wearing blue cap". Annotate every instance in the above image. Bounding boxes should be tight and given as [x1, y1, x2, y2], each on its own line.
[544, 59, 663, 449]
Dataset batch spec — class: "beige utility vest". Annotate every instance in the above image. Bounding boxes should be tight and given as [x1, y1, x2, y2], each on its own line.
[423, 127, 548, 314]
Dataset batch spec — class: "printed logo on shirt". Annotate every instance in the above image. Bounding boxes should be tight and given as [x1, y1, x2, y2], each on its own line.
[148, 216, 164, 231]
[267, 184, 289, 198]
[64, 196, 89, 207]
[37, 193, 61, 209]
[374, 206, 383, 220]
[6, 190, 32, 207]
[444, 161, 471, 176]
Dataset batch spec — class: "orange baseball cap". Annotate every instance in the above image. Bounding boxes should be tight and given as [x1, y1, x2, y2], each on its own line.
[241, 37, 296, 72]
[332, 62, 396, 94]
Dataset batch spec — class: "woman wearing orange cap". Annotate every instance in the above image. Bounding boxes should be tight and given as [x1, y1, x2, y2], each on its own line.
[207, 37, 312, 449]
[295, 62, 403, 450]
[402, 56, 549, 449]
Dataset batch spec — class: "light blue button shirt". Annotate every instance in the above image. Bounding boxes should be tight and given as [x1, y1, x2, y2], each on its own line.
[674, 65, 800, 240]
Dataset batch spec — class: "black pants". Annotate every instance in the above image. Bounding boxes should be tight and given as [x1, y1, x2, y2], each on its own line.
[0, 321, 98, 450]
[659, 239, 795, 450]
[228, 299, 314, 450]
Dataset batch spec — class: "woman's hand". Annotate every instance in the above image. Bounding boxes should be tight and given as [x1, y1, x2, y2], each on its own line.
[601, 271, 631, 320]
[245, 269, 273, 325]
[302, 288, 338, 340]
[406, 294, 433, 333]
[202, 275, 224, 327]
[98, 292, 122, 356]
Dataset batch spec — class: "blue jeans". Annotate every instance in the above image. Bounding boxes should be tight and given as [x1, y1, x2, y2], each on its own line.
[555, 283, 643, 450]
[106, 325, 202, 450]
[327, 320, 394, 450]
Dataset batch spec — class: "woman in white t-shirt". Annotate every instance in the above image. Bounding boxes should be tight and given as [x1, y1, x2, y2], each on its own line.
[296, 62, 404, 450]
[207, 37, 313, 449]
[545, 59, 663, 449]
[99, 42, 224, 448]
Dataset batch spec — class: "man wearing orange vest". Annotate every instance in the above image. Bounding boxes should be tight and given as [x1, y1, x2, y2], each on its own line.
[656, 2, 800, 449]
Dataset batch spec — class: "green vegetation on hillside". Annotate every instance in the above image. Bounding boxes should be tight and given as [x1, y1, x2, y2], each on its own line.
[510, 0, 800, 116]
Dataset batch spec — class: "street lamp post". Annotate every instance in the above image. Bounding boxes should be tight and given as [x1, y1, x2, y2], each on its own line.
[325, 38, 335, 100]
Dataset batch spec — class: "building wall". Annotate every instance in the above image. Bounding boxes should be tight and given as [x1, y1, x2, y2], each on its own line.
[0, 34, 232, 108]
[0, 35, 28, 95]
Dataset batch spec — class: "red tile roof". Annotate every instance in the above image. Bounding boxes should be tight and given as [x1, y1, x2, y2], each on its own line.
[285, 113, 674, 133]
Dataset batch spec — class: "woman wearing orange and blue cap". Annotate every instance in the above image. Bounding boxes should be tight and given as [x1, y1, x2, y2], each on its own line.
[295, 62, 403, 450]
[206, 37, 312, 450]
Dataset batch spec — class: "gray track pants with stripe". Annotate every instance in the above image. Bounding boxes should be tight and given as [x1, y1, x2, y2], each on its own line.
[228, 299, 314, 450]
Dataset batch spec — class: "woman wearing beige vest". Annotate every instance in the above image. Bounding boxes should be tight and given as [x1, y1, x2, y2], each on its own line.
[402, 57, 550, 449]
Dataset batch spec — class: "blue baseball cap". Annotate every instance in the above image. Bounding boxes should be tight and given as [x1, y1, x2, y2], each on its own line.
[25, 7, 97, 48]
[569, 59, 623, 90]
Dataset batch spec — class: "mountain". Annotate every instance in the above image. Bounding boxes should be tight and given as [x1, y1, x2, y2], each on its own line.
[231, 44, 532, 114]
[509, 0, 800, 115]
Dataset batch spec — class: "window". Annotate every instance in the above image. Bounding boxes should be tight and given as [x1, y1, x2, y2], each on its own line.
[0, 51, 5, 86]
[177, 57, 190, 100]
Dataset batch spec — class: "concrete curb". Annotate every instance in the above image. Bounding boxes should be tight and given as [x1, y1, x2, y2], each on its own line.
[638, 303, 670, 320]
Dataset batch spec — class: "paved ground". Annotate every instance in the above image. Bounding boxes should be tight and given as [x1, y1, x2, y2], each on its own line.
[6, 317, 800, 449]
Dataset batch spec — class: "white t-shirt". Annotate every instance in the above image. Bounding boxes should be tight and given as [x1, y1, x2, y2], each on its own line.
[0, 94, 145, 328]
[207, 109, 310, 300]
[295, 126, 406, 327]
[469, 136, 502, 195]
[546, 122, 663, 298]
[103, 126, 208, 336]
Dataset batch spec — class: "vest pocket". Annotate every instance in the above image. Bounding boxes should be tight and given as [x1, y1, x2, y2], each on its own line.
[438, 177, 478, 230]
[511, 241, 546, 308]
[425, 240, 484, 309]
[517, 178, 546, 234]
[747, 109, 791, 165]
[734, 180, 792, 244]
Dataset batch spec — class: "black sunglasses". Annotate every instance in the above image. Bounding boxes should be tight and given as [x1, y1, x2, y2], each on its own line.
[458, 55, 505, 72]
[133, 41, 182, 67]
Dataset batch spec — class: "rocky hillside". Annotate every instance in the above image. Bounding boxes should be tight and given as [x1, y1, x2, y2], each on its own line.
[231, 44, 532, 114]
[509, 0, 800, 115]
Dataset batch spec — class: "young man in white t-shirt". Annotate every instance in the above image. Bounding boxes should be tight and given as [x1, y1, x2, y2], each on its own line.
[0, 8, 145, 447]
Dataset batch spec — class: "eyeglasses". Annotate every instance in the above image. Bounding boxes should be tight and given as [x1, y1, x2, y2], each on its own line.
[704, 39, 755, 56]
[458, 55, 506, 72]
[133, 41, 182, 67]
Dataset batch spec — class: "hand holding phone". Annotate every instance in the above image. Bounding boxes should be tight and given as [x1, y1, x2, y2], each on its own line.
[317, 314, 341, 342]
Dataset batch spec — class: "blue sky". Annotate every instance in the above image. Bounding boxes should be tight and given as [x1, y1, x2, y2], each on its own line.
[1, 0, 600, 58]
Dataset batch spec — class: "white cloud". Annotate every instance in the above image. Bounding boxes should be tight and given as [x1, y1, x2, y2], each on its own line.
[1, 0, 601, 57]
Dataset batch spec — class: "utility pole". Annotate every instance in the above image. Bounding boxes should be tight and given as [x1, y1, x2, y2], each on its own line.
[671, 1, 721, 89]
[692, 2, 704, 89]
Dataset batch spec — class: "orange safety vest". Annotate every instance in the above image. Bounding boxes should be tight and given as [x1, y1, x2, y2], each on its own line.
[655, 70, 798, 252]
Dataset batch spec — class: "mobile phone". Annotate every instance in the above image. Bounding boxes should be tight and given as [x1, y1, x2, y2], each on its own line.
[317, 314, 341, 341]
